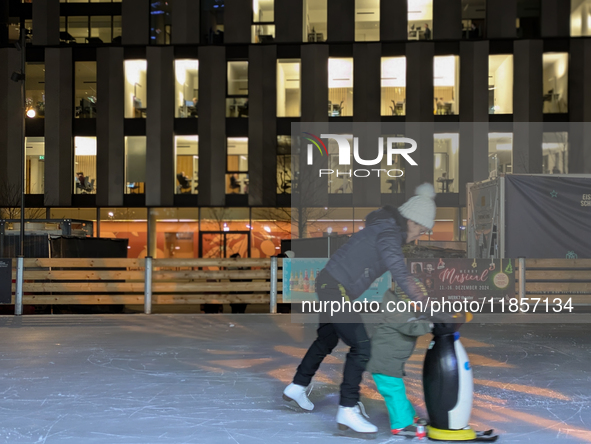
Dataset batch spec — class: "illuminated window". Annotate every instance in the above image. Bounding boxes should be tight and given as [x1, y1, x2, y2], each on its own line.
[434, 134, 459, 193]
[227, 62, 248, 118]
[124, 60, 147, 118]
[543, 132, 568, 174]
[25, 137, 44, 194]
[355, 0, 379, 41]
[227, 138, 249, 194]
[381, 57, 406, 116]
[571, 0, 591, 36]
[379, 136, 406, 194]
[125, 137, 146, 194]
[408, 0, 433, 40]
[25, 62, 45, 119]
[488, 133, 513, 176]
[327, 135, 353, 194]
[434, 56, 460, 115]
[175, 136, 199, 194]
[175, 60, 199, 118]
[277, 136, 291, 194]
[252, 0, 275, 43]
[75, 62, 97, 118]
[488, 55, 513, 114]
[74, 137, 97, 194]
[328, 58, 353, 117]
[303, 0, 327, 42]
[277, 60, 300, 117]
[543, 53, 568, 114]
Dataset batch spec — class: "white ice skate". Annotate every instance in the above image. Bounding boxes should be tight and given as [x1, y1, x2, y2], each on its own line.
[282, 383, 314, 412]
[336, 402, 378, 439]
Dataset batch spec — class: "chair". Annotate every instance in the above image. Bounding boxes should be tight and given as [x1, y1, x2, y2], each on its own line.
[229, 175, 241, 193]
[86, 178, 95, 193]
[85, 37, 103, 45]
[177, 174, 192, 194]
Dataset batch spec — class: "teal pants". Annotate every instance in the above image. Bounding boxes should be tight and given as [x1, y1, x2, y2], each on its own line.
[372, 373, 416, 430]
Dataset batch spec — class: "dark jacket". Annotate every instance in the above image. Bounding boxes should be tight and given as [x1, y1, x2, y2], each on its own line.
[324, 207, 427, 303]
[367, 289, 432, 378]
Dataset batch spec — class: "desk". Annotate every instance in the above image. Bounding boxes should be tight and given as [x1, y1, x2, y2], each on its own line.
[386, 179, 402, 193]
[134, 107, 147, 118]
[437, 178, 454, 193]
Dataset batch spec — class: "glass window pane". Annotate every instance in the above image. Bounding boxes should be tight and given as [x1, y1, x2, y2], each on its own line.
[461, 0, 485, 39]
[175, 136, 199, 194]
[488, 132, 513, 176]
[434, 55, 459, 115]
[303, 0, 327, 42]
[25, 137, 45, 194]
[90, 16, 112, 43]
[251, 208, 291, 258]
[517, 0, 540, 38]
[355, 0, 379, 42]
[379, 136, 406, 193]
[125, 136, 147, 193]
[227, 138, 249, 194]
[175, 60, 199, 118]
[434, 134, 459, 193]
[327, 135, 353, 194]
[328, 58, 353, 117]
[99, 208, 147, 258]
[253, 0, 274, 22]
[571, 0, 591, 36]
[277, 135, 292, 194]
[113, 16, 122, 41]
[67, 16, 89, 43]
[381, 57, 406, 116]
[277, 60, 300, 117]
[251, 24, 275, 43]
[201, 0, 225, 44]
[150, 0, 172, 44]
[543, 132, 568, 174]
[124, 60, 147, 118]
[488, 55, 513, 114]
[75, 61, 97, 118]
[74, 137, 97, 194]
[408, 0, 432, 40]
[25, 62, 45, 119]
[227, 61, 248, 117]
[543, 53, 568, 114]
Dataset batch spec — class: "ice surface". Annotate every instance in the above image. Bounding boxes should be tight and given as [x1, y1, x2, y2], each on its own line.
[0, 315, 589, 443]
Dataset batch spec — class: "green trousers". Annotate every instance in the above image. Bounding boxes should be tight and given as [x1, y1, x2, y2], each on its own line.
[372, 373, 416, 429]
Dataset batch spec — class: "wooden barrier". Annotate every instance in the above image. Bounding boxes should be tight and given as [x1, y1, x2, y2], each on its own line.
[9, 257, 280, 306]
[516, 259, 591, 305]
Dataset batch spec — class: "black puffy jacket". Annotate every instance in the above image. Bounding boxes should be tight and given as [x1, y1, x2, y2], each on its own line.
[324, 207, 427, 303]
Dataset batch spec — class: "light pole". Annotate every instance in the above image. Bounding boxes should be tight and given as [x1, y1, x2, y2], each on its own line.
[10, 27, 27, 257]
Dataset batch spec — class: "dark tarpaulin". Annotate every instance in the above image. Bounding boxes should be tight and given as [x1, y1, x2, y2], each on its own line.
[505, 175, 591, 259]
[49, 236, 129, 258]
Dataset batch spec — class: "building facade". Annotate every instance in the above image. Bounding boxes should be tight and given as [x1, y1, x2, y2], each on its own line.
[1, 0, 590, 258]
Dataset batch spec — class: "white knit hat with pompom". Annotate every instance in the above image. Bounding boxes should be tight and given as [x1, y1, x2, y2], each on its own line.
[398, 183, 437, 229]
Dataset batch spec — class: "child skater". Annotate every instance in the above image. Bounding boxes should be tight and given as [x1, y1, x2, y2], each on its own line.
[367, 281, 432, 438]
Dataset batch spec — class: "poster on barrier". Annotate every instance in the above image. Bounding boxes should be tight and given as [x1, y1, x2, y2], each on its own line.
[405, 258, 515, 302]
[0, 258, 12, 304]
[282, 258, 392, 303]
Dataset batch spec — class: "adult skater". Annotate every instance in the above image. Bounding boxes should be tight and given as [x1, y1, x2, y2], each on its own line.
[283, 183, 437, 437]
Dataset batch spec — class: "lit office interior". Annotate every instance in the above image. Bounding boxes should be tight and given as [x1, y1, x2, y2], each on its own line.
[25, 62, 45, 119]
[303, 0, 327, 42]
[175, 136, 199, 195]
[434, 56, 460, 115]
[488, 55, 513, 114]
[461, 0, 485, 39]
[24, 137, 45, 195]
[488, 132, 513, 175]
[277, 135, 292, 194]
[277, 60, 301, 117]
[571, 0, 591, 36]
[543, 53, 568, 114]
[124, 60, 147, 118]
[175, 60, 199, 118]
[125, 136, 146, 194]
[543, 132, 569, 174]
[408, 0, 433, 40]
[327, 136, 353, 194]
[381, 57, 406, 116]
[226, 138, 249, 195]
[328, 58, 353, 117]
[74, 137, 97, 194]
[355, 0, 380, 42]
[378, 144, 406, 194]
[75, 62, 97, 118]
[434, 133, 459, 193]
[227, 62, 249, 118]
[59, 15, 121, 44]
[252, 0, 275, 43]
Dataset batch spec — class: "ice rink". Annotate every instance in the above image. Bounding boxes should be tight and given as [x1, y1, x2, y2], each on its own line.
[0, 314, 589, 443]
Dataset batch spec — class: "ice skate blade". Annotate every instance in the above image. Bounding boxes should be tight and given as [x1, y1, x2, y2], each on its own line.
[282, 394, 312, 413]
[336, 423, 377, 440]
